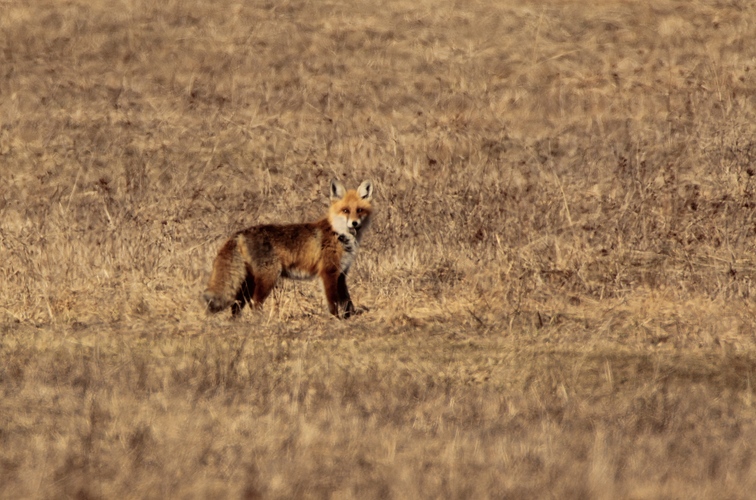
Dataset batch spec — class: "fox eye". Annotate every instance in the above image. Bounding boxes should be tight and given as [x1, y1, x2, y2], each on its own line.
[356, 208, 363, 214]
[342, 208, 349, 214]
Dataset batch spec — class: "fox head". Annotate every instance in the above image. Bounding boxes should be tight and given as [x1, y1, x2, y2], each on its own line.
[329, 179, 373, 239]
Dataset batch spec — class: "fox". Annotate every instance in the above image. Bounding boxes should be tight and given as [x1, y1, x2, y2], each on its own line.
[203, 179, 374, 319]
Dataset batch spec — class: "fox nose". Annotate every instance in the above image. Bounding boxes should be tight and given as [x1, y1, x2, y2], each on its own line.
[351, 220, 360, 228]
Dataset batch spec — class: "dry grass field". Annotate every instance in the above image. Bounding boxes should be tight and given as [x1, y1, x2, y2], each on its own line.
[2, 0, 756, 497]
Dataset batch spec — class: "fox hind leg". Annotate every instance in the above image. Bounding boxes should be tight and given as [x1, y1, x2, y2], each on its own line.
[250, 269, 278, 310]
[231, 273, 255, 317]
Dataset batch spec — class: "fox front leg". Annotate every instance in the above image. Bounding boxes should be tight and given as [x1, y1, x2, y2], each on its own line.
[321, 271, 354, 319]
[337, 272, 355, 318]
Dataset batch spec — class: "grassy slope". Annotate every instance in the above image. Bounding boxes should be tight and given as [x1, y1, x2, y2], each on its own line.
[2, 0, 756, 497]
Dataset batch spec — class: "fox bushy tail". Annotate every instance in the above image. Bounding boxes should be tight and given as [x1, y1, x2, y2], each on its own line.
[203, 236, 248, 313]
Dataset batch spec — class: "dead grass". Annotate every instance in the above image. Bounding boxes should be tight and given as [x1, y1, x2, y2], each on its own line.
[2, 0, 756, 497]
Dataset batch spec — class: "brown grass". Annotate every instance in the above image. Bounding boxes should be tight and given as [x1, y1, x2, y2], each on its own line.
[2, 0, 756, 497]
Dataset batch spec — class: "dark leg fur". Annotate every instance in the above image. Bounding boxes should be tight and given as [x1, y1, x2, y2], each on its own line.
[337, 272, 355, 319]
[322, 271, 354, 319]
[231, 274, 255, 317]
[252, 275, 277, 308]
[321, 271, 340, 317]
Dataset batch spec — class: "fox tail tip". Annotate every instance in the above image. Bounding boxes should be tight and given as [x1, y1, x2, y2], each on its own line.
[203, 290, 228, 313]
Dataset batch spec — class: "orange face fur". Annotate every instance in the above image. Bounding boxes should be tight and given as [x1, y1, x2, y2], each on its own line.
[328, 180, 373, 239]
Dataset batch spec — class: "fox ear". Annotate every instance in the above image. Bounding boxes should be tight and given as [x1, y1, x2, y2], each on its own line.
[330, 179, 347, 200]
[357, 180, 373, 200]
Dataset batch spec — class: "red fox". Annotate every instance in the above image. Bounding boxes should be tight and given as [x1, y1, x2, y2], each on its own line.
[203, 179, 374, 319]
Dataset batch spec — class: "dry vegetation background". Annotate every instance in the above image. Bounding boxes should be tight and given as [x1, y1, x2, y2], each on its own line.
[2, 0, 756, 497]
